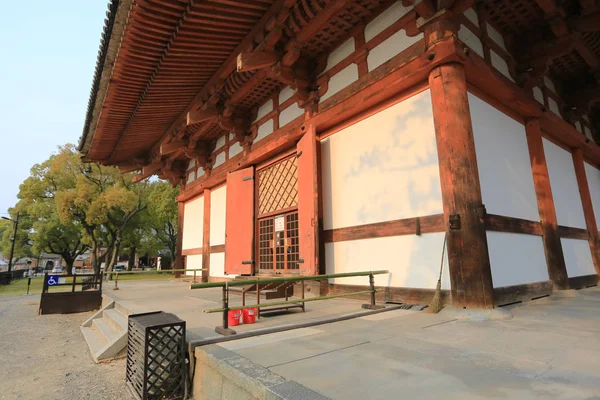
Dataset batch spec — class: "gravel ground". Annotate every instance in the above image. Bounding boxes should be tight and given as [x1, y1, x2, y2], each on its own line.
[0, 295, 130, 400]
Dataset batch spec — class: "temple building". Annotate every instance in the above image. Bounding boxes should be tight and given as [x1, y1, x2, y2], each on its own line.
[80, 0, 600, 308]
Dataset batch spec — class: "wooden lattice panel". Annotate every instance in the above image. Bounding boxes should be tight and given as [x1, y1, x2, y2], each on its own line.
[482, 0, 545, 36]
[549, 50, 589, 81]
[258, 156, 298, 215]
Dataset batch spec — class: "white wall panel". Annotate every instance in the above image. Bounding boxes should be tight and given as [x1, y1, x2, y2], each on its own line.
[543, 138, 586, 228]
[562, 238, 595, 277]
[469, 93, 539, 221]
[210, 185, 227, 246]
[367, 30, 423, 71]
[365, 2, 412, 41]
[320, 89, 442, 230]
[320, 64, 359, 101]
[255, 119, 274, 143]
[279, 86, 294, 104]
[490, 50, 513, 82]
[325, 233, 450, 289]
[209, 253, 226, 278]
[464, 8, 479, 26]
[182, 196, 203, 250]
[548, 97, 561, 118]
[486, 23, 506, 51]
[213, 152, 226, 168]
[185, 255, 203, 276]
[321, 38, 354, 75]
[458, 25, 484, 58]
[487, 232, 549, 287]
[229, 141, 242, 158]
[533, 87, 544, 104]
[254, 99, 273, 123]
[279, 103, 304, 126]
[584, 126, 593, 141]
[585, 162, 600, 228]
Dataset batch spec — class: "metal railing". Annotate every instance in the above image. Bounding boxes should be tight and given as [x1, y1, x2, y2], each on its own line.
[104, 268, 205, 290]
[189, 270, 389, 336]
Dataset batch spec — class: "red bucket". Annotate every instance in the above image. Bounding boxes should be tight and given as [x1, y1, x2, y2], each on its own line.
[228, 310, 241, 326]
[242, 308, 257, 324]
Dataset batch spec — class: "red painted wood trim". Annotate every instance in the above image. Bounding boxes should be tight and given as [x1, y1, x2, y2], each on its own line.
[182, 247, 203, 256]
[429, 58, 495, 309]
[525, 119, 569, 289]
[323, 214, 444, 243]
[557, 226, 589, 240]
[210, 244, 226, 254]
[202, 188, 211, 282]
[572, 148, 600, 274]
[484, 214, 543, 236]
[175, 202, 185, 275]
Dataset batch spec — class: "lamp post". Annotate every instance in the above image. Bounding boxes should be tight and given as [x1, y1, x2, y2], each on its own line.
[1, 212, 20, 273]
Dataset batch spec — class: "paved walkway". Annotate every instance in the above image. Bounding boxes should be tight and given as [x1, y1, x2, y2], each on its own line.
[216, 287, 600, 399]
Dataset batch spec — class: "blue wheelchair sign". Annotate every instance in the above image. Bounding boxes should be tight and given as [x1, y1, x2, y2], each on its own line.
[46, 275, 60, 286]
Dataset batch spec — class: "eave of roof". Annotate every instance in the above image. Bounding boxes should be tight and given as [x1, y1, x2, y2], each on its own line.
[78, 0, 133, 155]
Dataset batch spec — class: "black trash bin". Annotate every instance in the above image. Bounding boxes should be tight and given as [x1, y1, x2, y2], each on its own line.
[126, 311, 186, 400]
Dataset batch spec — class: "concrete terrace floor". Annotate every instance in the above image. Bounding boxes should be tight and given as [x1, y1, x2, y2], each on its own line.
[107, 280, 600, 399]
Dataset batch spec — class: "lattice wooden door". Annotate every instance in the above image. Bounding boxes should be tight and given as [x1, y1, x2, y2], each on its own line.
[256, 155, 300, 273]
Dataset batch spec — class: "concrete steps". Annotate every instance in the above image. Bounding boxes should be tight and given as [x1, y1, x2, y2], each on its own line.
[81, 300, 132, 363]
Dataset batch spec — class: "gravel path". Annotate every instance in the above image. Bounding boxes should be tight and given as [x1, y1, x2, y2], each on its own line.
[0, 295, 130, 400]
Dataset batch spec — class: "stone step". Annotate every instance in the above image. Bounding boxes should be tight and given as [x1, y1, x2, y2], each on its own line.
[81, 325, 108, 359]
[104, 308, 128, 332]
[92, 318, 121, 344]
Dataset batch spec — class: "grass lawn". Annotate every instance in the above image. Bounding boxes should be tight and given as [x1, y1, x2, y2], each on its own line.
[0, 273, 175, 297]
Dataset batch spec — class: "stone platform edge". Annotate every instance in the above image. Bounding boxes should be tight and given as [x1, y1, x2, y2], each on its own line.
[193, 344, 329, 400]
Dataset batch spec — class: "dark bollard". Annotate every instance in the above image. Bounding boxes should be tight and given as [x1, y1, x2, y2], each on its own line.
[215, 284, 236, 336]
[362, 273, 385, 310]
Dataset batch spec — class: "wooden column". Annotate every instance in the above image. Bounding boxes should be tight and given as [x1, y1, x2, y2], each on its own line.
[525, 120, 570, 288]
[429, 62, 495, 309]
[572, 148, 600, 274]
[202, 189, 211, 282]
[175, 202, 185, 277]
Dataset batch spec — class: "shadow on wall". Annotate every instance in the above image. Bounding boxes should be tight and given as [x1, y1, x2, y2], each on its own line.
[320, 90, 450, 290]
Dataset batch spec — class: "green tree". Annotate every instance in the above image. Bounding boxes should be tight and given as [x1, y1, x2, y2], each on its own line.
[145, 181, 179, 264]
[0, 209, 35, 267]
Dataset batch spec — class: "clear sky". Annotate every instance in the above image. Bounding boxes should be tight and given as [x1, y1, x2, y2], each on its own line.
[0, 1, 107, 216]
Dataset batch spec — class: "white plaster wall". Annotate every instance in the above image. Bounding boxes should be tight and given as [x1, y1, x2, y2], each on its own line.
[213, 152, 226, 168]
[486, 23, 506, 51]
[548, 97, 561, 118]
[544, 76, 556, 93]
[543, 138, 587, 228]
[321, 89, 442, 230]
[188, 159, 196, 170]
[585, 162, 600, 228]
[182, 196, 204, 250]
[185, 254, 203, 276]
[367, 29, 423, 71]
[279, 103, 304, 126]
[321, 38, 355, 75]
[279, 86, 294, 104]
[575, 121, 582, 133]
[365, 2, 413, 41]
[255, 119, 274, 143]
[216, 134, 226, 149]
[469, 93, 539, 221]
[584, 126, 593, 141]
[229, 141, 243, 158]
[562, 238, 595, 277]
[464, 8, 479, 26]
[325, 232, 450, 288]
[533, 86, 544, 104]
[490, 50, 513, 82]
[210, 185, 227, 246]
[209, 253, 226, 278]
[458, 25, 484, 58]
[254, 99, 273, 123]
[487, 232, 549, 287]
[320, 64, 359, 102]
[187, 171, 195, 184]
[197, 167, 205, 179]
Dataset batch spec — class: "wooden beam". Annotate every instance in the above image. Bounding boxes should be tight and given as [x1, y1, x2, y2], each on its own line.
[429, 61, 495, 309]
[119, 164, 141, 174]
[176, 202, 185, 274]
[414, 0, 436, 19]
[202, 188, 211, 282]
[236, 51, 279, 72]
[186, 107, 220, 126]
[160, 139, 186, 155]
[525, 119, 570, 289]
[572, 148, 600, 274]
[133, 162, 163, 183]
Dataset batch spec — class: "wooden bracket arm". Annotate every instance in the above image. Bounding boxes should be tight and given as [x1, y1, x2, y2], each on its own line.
[187, 106, 220, 126]
[237, 51, 280, 72]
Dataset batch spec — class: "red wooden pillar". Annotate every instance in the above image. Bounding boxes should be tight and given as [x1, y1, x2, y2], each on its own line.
[202, 189, 211, 282]
[429, 62, 495, 308]
[525, 120, 569, 288]
[175, 202, 185, 278]
[297, 102, 321, 276]
[572, 148, 600, 274]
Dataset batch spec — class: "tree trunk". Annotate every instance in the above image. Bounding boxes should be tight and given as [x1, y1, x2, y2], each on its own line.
[127, 246, 136, 271]
[63, 255, 74, 276]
